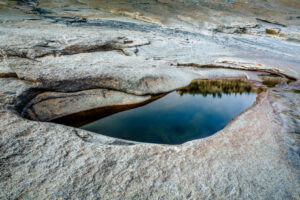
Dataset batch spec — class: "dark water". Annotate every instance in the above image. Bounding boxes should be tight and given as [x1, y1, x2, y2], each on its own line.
[81, 80, 257, 144]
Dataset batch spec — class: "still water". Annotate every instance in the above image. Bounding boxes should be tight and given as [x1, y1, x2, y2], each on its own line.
[81, 80, 257, 144]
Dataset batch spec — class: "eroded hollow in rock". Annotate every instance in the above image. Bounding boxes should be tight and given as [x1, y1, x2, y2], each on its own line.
[78, 79, 259, 144]
[40, 78, 263, 144]
[24, 74, 289, 144]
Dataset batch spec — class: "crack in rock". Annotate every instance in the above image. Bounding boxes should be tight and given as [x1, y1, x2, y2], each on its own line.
[0, 37, 150, 60]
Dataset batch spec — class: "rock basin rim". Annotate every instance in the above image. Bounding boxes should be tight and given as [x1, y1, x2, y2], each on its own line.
[22, 75, 285, 145]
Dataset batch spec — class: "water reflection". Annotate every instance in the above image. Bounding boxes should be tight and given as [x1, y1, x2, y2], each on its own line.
[80, 79, 258, 144]
[177, 79, 255, 97]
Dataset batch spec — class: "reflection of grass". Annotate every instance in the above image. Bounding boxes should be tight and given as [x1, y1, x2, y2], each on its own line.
[258, 75, 282, 88]
[177, 79, 260, 98]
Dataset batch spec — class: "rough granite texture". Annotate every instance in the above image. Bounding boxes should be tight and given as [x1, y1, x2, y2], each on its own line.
[0, 0, 299, 199]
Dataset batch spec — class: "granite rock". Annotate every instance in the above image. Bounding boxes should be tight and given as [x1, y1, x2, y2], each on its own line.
[0, 1, 299, 199]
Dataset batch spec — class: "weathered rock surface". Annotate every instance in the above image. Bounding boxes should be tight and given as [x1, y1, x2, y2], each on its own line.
[0, 0, 299, 199]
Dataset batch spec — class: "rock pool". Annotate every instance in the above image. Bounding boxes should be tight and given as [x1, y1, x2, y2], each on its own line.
[80, 79, 258, 144]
